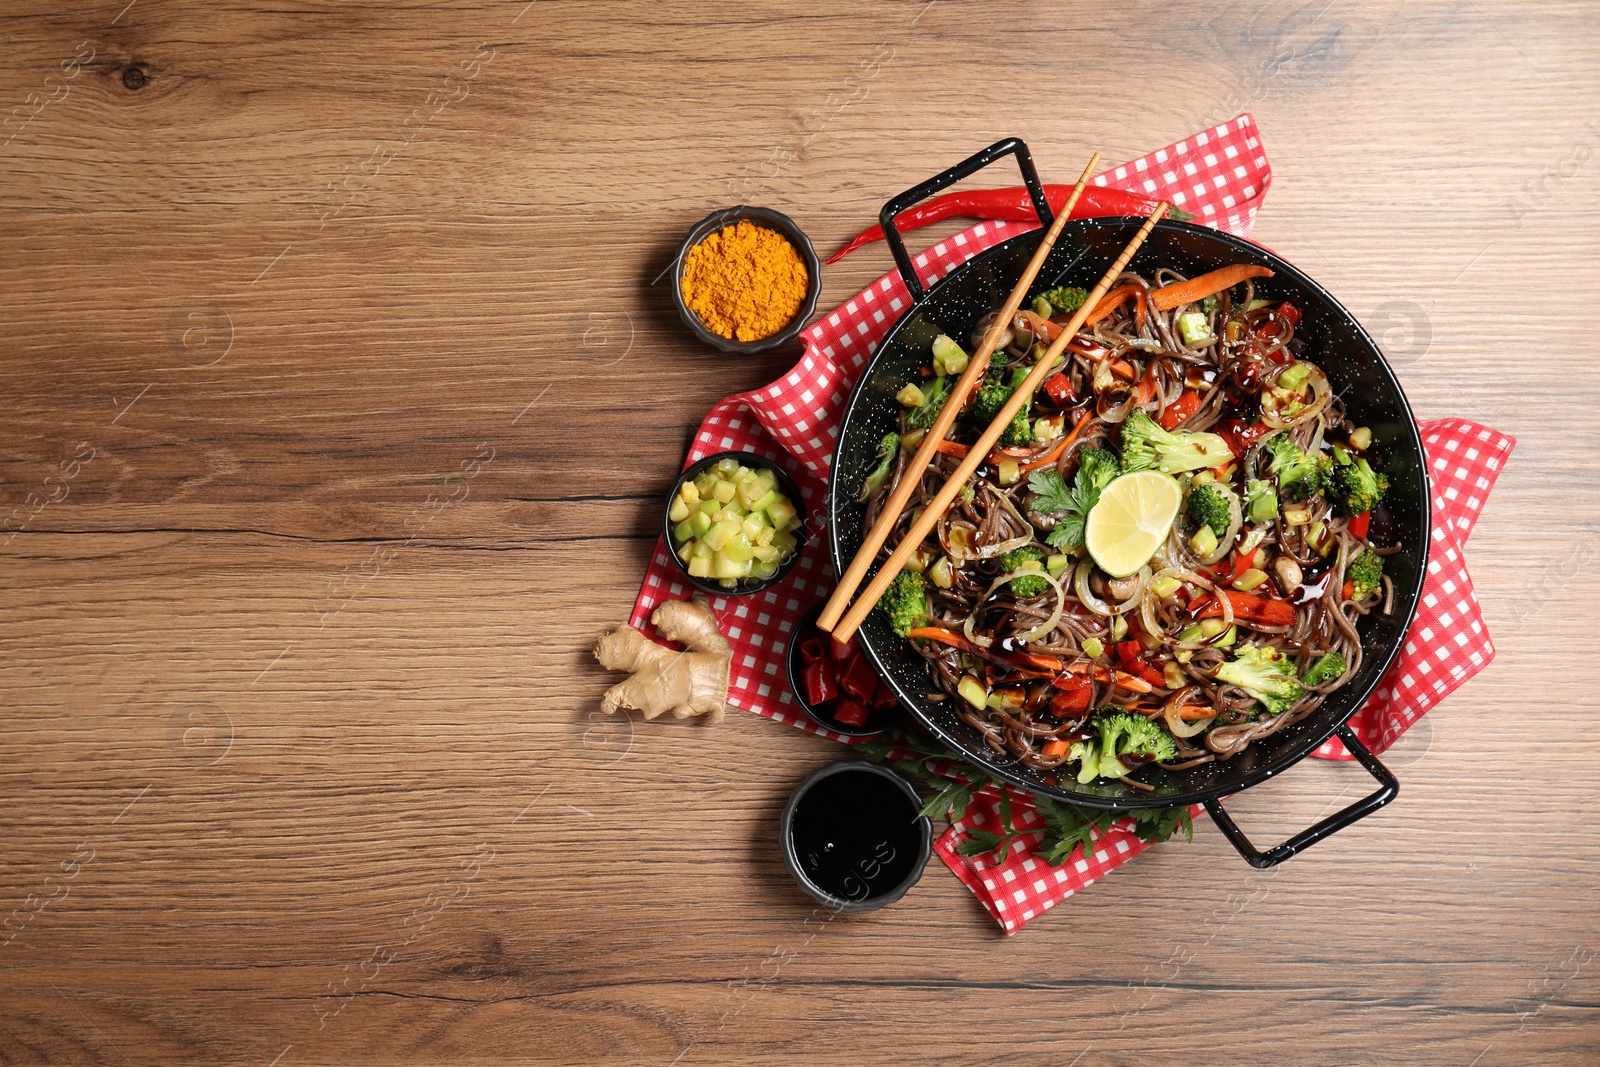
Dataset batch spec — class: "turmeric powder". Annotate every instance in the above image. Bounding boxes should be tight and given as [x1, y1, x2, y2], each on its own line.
[680, 220, 809, 342]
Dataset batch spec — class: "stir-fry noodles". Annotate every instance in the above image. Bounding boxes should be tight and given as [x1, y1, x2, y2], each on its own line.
[863, 266, 1395, 785]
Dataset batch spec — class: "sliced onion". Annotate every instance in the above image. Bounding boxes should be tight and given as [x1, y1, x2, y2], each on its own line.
[1192, 483, 1243, 566]
[1073, 560, 1112, 616]
[1142, 565, 1233, 649]
[961, 567, 1067, 647]
[1163, 686, 1213, 738]
[1259, 361, 1332, 429]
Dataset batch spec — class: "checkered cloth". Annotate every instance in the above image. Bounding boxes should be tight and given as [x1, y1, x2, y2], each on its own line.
[630, 114, 1512, 931]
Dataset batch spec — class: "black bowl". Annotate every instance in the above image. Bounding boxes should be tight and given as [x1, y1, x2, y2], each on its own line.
[828, 217, 1429, 811]
[671, 206, 822, 354]
[664, 450, 808, 597]
[785, 600, 904, 738]
[780, 760, 932, 912]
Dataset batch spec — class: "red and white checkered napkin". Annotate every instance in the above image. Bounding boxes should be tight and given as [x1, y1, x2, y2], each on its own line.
[631, 115, 1508, 929]
[937, 417, 1514, 932]
[630, 114, 1276, 731]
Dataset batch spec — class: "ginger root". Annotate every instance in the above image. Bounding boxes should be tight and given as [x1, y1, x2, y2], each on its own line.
[594, 595, 730, 722]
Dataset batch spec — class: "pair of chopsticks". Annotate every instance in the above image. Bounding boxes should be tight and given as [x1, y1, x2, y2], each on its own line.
[819, 154, 1169, 644]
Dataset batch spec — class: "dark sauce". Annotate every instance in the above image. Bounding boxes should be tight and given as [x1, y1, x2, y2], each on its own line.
[790, 770, 921, 903]
[1293, 568, 1333, 605]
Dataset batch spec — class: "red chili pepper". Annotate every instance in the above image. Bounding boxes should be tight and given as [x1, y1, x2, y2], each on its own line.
[1159, 389, 1203, 431]
[1042, 373, 1076, 406]
[1348, 510, 1371, 540]
[1195, 590, 1296, 627]
[1049, 676, 1092, 718]
[828, 632, 858, 663]
[831, 698, 870, 728]
[838, 650, 878, 703]
[800, 658, 837, 707]
[798, 633, 826, 664]
[824, 185, 1190, 263]
[870, 679, 899, 714]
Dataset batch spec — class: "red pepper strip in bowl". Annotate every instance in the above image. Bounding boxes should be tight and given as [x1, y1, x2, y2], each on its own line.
[800, 658, 838, 707]
[1150, 264, 1275, 312]
[1194, 589, 1296, 627]
[798, 633, 826, 664]
[824, 184, 1189, 263]
[831, 698, 870, 728]
[838, 650, 879, 703]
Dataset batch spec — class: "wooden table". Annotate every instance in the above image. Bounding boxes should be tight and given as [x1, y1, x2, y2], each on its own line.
[3, 2, 1596, 1063]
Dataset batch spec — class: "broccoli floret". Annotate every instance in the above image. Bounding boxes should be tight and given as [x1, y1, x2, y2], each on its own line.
[876, 569, 929, 638]
[970, 363, 1033, 447]
[1214, 644, 1305, 716]
[1186, 483, 1233, 538]
[1000, 545, 1049, 598]
[1329, 456, 1389, 516]
[1119, 408, 1235, 475]
[858, 432, 899, 502]
[1244, 478, 1279, 522]
[1347, 549, 1384, 598]
[1301, 652, 1347, 688]
[906, 375, 953, 431]
[1074, 708, 1179, 782]
[1263, 434, 1333, 501]
[1037, 286, 1089, 317]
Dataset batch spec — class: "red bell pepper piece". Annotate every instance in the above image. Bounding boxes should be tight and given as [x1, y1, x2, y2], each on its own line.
[1042, 373, 1076, 406]
[800, 659, 837, 707]
[1195, 590, 1296, 627]
[1219, 418, 1275, 459]
[831, 698, 870, 728]
[1116, 640, 1143, 664]
[1232, 544, 1258, 581]
[1348, 511, 1371, 540]
[1049, 676, 1092, 718]
[838, 650, 878, 703]
[1158, 389, 1203, 431]
[1126, 658, 1166, 688]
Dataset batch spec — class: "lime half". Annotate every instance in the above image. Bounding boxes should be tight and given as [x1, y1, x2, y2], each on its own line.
[1085, 471, 1182, 577]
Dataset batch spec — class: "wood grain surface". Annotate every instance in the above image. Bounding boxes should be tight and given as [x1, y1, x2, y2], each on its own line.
[2, 1, 1597, 1064]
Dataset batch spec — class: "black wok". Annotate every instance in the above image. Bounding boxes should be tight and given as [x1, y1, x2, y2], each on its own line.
[827, 139, 1428, 868]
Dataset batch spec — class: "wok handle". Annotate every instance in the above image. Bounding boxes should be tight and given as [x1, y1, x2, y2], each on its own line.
[879, 137, 1053, 303]
[1202, 725, 1398, 870]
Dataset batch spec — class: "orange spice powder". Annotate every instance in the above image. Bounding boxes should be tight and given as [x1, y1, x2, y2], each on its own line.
[680, 220, 809, 342]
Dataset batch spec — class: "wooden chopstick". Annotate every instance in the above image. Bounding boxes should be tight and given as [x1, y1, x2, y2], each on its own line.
[817, 153, 1102, 635]
[829, 203, 1170, 644]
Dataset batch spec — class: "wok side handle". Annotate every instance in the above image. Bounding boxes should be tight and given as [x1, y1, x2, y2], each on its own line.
[879, 137, 1053, 303]
[1202, 725, 1398, 870]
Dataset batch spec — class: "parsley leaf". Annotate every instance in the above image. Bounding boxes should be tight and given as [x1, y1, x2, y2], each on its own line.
[1026, 470, 1076, 513]
[1028, 447, 1120, 551]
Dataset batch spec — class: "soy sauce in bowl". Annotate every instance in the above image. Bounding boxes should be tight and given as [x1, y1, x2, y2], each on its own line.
[780, 760, 931, 912]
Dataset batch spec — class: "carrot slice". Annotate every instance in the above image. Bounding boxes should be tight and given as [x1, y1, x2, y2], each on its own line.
[1083, 284, 1146, 327]
[1041, 738, 1071, 758]
[1150, 264, 1274, 312]
[934, 439, 970, 458]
